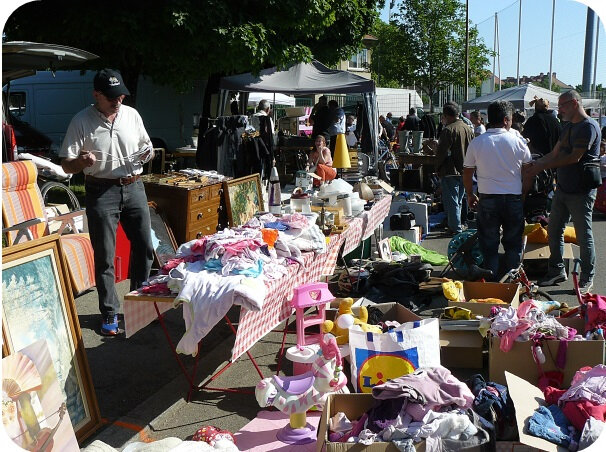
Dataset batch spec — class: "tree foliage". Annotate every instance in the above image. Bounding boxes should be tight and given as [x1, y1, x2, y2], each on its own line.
[371, 0, 491, 110]
[4, 0, 383, 105]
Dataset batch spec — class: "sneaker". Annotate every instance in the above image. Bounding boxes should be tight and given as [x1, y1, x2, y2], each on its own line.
[578, 279, 594, 295]
[101, 315, 119, 336]
[537, 272, 567, 287]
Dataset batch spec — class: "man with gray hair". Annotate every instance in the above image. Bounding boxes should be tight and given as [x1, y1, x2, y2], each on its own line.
[463, 100, 533, 280]
[250, 99, 274, 132]
[526, 90, 601, 294]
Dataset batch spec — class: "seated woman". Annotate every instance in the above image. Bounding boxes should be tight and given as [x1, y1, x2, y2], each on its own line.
[308, 135, 336, 186]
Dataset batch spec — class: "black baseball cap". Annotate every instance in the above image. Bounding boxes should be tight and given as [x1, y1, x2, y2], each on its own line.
[94, 69, 130, 98]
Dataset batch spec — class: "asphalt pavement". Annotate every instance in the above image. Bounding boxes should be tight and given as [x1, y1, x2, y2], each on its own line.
[79, 208, 606, 450]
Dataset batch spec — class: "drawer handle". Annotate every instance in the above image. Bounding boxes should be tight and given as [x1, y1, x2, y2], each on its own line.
[197, 213, 204, 220]
[196, 232, 202, 239]
[218, 188, 224, 195]
[206, 226, 211, 232]
[207, 207, 212, 213]
[198, 194, 205, 201]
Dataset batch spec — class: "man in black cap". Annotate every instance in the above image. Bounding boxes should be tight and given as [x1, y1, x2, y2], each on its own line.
[60, 69, 154, 336]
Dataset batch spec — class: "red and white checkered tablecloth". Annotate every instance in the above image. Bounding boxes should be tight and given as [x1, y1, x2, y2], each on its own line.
[123, 196, 393, 360]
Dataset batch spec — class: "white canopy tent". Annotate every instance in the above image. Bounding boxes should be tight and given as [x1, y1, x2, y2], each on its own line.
[219, 60, 379, 168]
[462, 83, 601, 112]
[246, 92, 295, 107]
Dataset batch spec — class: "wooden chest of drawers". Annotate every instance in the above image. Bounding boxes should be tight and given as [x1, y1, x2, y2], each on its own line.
[143, 179, 225, 245]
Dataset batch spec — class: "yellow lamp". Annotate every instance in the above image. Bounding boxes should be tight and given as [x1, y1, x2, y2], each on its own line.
[332, 133, 351, 179]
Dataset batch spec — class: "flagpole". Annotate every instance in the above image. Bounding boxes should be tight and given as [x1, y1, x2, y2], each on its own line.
[517, 0, 522, 86]
[549, 0, 556, 90]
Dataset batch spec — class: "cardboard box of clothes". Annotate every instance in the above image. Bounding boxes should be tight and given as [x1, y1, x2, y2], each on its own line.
[448, 281, 520, 318]
[489, 317, 605, 387]
[316, 393, 426, 452]
[505, 371, 606, 452]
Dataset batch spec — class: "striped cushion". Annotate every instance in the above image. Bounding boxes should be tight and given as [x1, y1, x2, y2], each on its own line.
[2, 161, 47, 243]
[60, 234, 96, 294]
[2, 161, 96, 295]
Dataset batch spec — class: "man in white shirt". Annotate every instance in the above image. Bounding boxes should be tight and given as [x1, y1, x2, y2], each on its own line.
[463, 100, 533, 280]
[60, 69, 154, 336]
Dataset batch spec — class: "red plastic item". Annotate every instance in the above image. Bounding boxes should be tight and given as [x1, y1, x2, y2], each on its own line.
[114, 222, 131, 282]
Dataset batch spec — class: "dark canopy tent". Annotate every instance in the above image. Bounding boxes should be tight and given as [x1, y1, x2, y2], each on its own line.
[219, 60, 379, 169]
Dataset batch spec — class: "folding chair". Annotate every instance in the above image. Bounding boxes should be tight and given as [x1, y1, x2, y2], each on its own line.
[2, 160, 95, 295]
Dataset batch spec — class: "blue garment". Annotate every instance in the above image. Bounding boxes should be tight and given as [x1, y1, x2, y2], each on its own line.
[527, 405, 575, 448]
[441, 175, 465, 233]
[327, 108, 346, 135]
[547, 188, 596, 282]
[232, 260, 263, 277]
[264, 221, 289, 231]
[203, 258, 224, 272]
[477, 194, 524, 281]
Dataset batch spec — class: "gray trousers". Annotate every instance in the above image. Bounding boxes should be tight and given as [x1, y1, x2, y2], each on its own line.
[85, 179, 153, 317]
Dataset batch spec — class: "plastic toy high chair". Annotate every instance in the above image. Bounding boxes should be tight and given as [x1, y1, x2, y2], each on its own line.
[287, 282, 335, 374]
[255, 334, 347, 445]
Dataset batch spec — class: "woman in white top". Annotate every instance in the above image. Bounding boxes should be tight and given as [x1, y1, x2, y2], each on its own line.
[470, 111, 486, 137]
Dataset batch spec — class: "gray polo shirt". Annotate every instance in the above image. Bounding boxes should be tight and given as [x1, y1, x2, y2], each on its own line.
[60, 105, 151, 178]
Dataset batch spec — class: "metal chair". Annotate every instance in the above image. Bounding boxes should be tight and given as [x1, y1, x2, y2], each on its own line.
[2, 160, 95, 295]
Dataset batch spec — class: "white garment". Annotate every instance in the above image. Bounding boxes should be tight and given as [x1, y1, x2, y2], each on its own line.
[249, 109, 275, 133]
[60, 105, 151, 178]
[464, 128, 532, 195]
[170, 263, 265, 356]
[473, 124, 486, 137]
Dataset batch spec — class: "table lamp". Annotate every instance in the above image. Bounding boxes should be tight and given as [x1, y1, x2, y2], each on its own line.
[332, 133, 351, 179]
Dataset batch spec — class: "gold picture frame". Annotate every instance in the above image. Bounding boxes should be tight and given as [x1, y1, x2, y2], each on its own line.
[223, 173, 263, 227]
[2, 234, 102, 443]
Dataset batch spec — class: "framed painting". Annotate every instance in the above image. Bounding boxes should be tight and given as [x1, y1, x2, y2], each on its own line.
[2, 339, 79, 450]
[223, 173, 263, 227]
[148, 201, 178, 267]
[2, 235, 101, 443]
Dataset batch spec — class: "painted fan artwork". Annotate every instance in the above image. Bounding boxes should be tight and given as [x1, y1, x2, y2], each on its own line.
[2, 340, 78, 451]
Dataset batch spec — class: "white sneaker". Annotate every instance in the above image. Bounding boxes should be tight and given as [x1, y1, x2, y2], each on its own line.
[579, 280, 593, 296]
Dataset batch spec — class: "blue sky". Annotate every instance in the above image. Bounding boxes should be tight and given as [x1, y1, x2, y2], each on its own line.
[381, 0, 606, 88]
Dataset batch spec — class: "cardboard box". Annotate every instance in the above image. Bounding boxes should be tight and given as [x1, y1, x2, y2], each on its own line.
[317, 393, 425, 451]
[505, 371, 606, 452]
[523, 243, 577, 275]
[327, 302, 422, 325]
[448, 281, 520, 318]
[440, 328, 484, 369]
[389, 226, 422, 244]
[490, 317, 605, 387]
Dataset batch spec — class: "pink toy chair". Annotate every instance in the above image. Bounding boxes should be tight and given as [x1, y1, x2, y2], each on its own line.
[291, 282, 335, 348]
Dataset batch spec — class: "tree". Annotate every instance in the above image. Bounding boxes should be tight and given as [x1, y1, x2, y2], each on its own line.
[536, 78, 561, 93]
[4, 0, 383, 109]
[375, 0, 491, 111]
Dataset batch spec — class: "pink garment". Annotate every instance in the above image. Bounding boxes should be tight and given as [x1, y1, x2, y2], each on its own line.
[139, 282, 171, 294]
[584, 294, 606, 332]
[499, 322, 531, 352]
[372, 366, 474, 422]
[281, 213, 309, 230]
[559, 364, 606, 406]
[161, 255, 198, 273]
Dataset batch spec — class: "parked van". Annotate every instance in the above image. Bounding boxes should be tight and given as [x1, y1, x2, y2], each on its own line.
[4, 70, 204, 154]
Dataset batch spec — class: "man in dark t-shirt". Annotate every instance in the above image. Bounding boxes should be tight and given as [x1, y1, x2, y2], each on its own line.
[526, 90, 600, 294]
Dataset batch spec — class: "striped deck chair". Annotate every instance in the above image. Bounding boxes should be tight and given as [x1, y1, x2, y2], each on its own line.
[2, 160, 95, 295]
